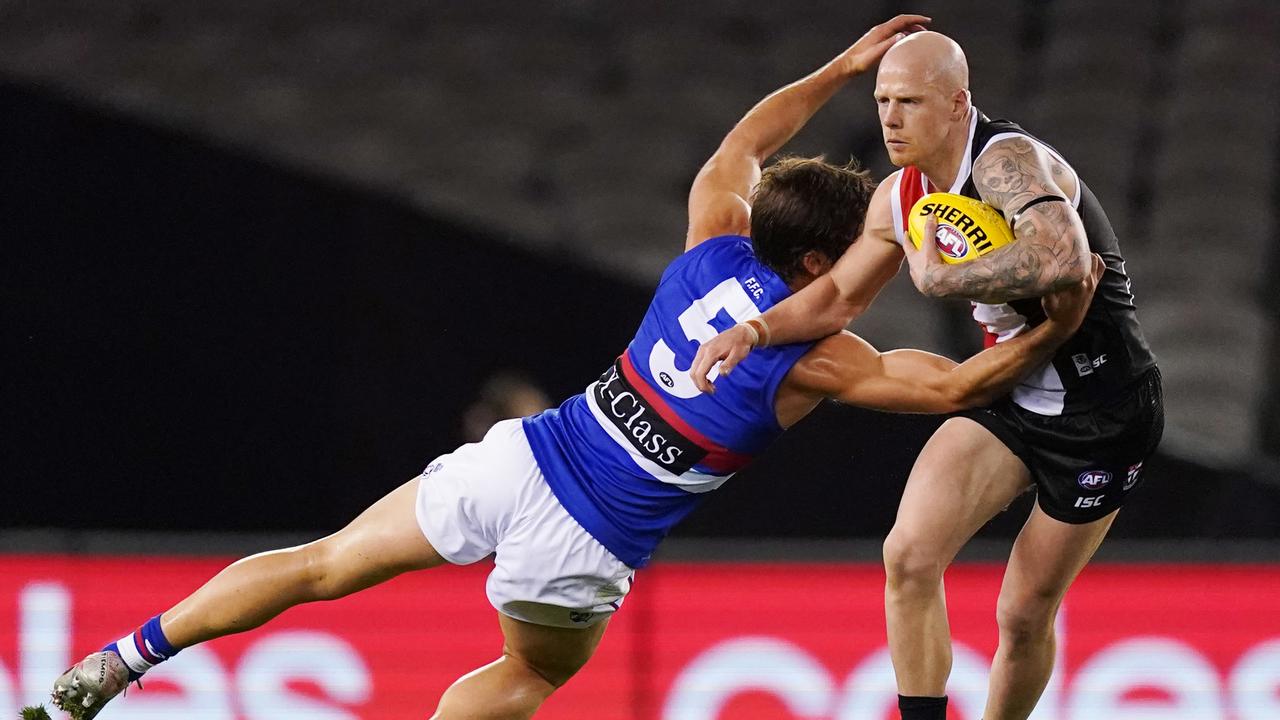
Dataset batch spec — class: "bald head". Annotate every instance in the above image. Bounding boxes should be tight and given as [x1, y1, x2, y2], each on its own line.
[879, 31, 969, 93]
[873, 31, 973, 171]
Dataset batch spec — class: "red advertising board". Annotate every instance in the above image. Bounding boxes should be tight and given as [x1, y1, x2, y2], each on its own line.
[3, 555, 1279, 719]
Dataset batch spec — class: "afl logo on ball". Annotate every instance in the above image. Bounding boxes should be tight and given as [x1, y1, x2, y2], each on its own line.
[934, 224, 971, 260]
[1078, 470, 1112, 490]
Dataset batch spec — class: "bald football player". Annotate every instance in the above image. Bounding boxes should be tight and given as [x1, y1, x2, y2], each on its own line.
[692, 31, 1161, 720]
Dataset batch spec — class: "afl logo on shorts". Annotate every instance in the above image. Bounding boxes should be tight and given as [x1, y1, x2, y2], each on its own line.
[1077, 470, 1112, 490]
[934, 224, 971, 260]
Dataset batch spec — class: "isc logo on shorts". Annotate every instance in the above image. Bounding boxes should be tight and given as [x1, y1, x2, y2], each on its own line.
[1077, 470, 1112, 490]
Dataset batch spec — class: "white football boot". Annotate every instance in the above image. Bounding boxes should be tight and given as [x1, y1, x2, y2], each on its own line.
[50, 651, 131, 720]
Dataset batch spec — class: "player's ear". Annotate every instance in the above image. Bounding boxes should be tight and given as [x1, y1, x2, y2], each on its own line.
[951, 88, 971, 120]
[801, 250, 833, 279]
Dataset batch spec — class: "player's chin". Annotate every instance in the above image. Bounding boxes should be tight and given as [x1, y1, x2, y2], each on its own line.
[884, 143, 912, 166]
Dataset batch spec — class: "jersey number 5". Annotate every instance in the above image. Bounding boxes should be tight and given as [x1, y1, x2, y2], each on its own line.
[648, 278, 761, 399]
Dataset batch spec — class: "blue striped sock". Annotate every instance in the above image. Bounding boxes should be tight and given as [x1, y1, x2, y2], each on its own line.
[101, 641, 143, 682]
[103, 614, 180, 681]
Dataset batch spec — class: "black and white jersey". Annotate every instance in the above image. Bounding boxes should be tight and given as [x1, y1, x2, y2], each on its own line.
[890, 109, 1157, 415]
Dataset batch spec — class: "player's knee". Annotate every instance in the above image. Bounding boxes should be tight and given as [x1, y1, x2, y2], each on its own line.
[882, 531, 945, 591]
[294, 538, 351, 601]
[430, 654, 558, 719]
[995, 591, 1058, 646]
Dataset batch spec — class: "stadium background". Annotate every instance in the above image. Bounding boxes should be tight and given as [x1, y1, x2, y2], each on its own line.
[3, 0, 1278, 717]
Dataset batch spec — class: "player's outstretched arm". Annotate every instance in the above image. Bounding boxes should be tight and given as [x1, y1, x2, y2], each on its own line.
[905, 137, 1090, 303]
[686, 15, 929, 249]
[690, 177, 904, 394]
[792, 254, 1103, 413]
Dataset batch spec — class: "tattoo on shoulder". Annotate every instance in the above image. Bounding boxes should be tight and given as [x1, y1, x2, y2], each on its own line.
[972, 138, 1054, 215]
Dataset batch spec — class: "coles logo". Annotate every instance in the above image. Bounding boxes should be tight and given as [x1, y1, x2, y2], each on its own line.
[934, 224, 971, 259]
[1078, 469, 1112, 490]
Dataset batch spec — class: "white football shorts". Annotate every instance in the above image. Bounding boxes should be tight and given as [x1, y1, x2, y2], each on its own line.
[415, 418, 634, 628]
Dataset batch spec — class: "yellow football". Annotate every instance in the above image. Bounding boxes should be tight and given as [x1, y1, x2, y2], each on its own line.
[907, 192, 1016, 264]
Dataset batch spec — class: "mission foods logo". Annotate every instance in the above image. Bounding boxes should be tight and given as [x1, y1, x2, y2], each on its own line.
[1078, 469, 1112, 490]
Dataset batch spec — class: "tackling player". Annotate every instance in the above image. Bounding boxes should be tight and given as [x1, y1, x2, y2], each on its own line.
[691, 30, 1162, 720]
[45, 17, 1098, 720]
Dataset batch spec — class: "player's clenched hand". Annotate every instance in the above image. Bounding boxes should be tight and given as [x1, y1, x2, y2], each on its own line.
[1041, 253, 1104, 334]
[837, 14, 931, 76]
[689, 324, 756, 394]
[900, 211, 943, 293]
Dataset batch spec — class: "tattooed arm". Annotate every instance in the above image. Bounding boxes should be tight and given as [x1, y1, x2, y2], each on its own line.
[905, 137, 1090, 303]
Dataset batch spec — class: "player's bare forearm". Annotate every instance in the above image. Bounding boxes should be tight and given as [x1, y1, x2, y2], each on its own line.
[939, 316, 1071, 408]
[760, 234, 902, 344]
[686, 16, 927, 248]
[757, 274, 851, 344]
[801, 317, 1066, 414]
[918, 138, 1089, 303]
[809, 257, 1098, 413]
[724, 15, 928, 162]
[722, 63, 853, 163]
[688, 242, 897, 394]
[916, 203, 1088, 302]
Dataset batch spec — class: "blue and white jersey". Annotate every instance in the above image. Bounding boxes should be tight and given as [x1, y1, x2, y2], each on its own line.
[523, 235, 814, 568]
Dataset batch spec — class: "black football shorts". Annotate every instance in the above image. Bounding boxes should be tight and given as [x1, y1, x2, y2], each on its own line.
[957, 366, 1164, 524]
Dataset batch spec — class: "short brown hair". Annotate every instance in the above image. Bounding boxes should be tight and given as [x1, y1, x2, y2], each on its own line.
[750, 156, 875, 282]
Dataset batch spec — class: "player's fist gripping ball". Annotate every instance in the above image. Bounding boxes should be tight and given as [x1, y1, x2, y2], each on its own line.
[908, 192, 1015, 264]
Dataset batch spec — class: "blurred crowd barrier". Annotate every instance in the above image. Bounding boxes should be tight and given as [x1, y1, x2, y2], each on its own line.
[5, 553, 1280, 719]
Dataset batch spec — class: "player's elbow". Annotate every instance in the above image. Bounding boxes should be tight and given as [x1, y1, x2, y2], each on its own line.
[940, 379, 989, 413]
[1058, 254, 1090, 288]
[1049, 235, 1091, 289]
[939, 388, 969, 414]
[917, 378, 971, 414]
[717, 131, 768, 164]
[1045, 265, 1087, 296]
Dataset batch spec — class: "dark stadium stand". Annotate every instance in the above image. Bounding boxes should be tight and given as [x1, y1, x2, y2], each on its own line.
[3, 0, 1277, 529]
